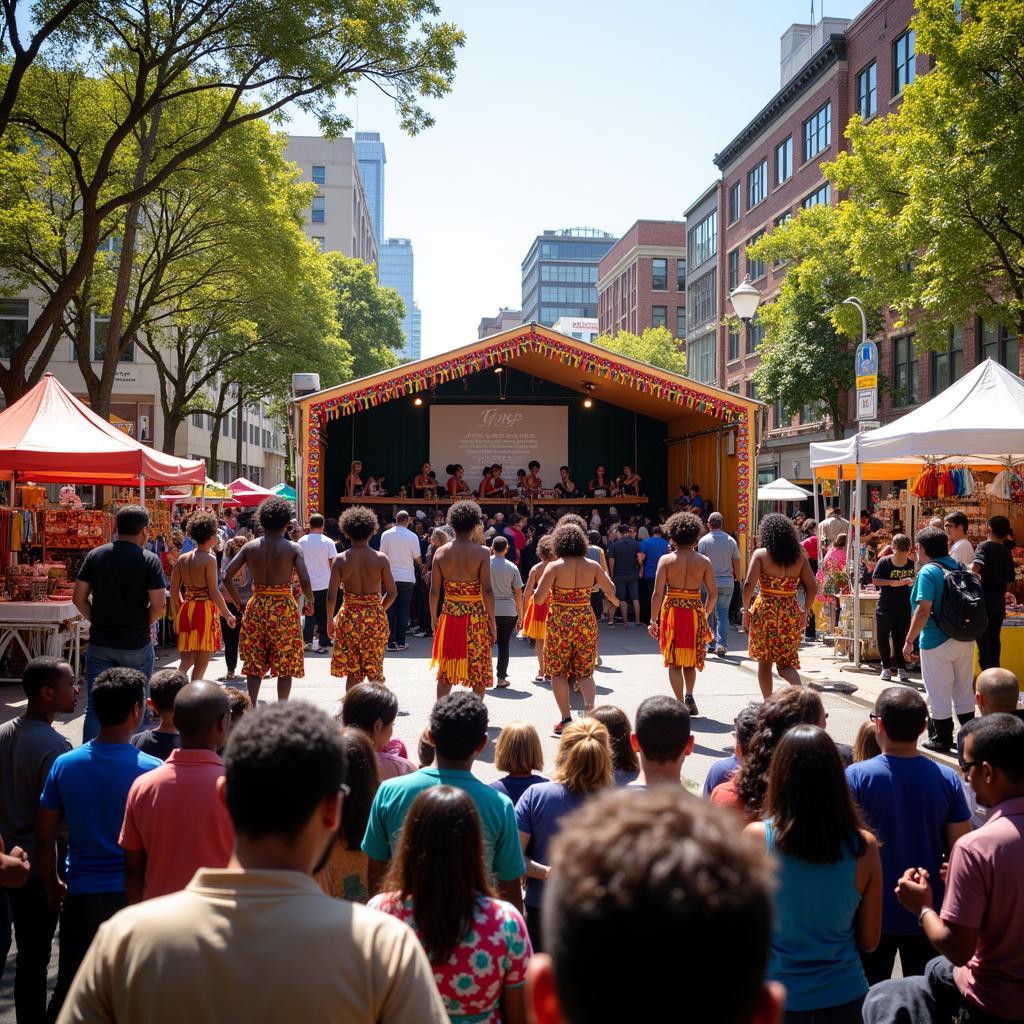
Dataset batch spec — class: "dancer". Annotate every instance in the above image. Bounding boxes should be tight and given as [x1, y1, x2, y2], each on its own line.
[326, 506, 397, 691]
[522, 534, 555, 684]
[429, 501, 496, 697]
[648, 511, 715, 714]
[534, 523, 618, 736]
[170, 511, 235, 681]
[223, 496, 312, 703]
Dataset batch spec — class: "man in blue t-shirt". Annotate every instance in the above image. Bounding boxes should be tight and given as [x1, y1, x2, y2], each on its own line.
[846, 687, 971, 984]
[638, 525, 670, 625]
[904, 526, 978, 753]
[37, 667, 161, 1020]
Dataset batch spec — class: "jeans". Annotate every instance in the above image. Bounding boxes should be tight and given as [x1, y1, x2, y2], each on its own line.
[48, 891, 126, 1022]
[83, 642, 155, 741]
[525, 902, 544, 955]
[3, 877, 59, 1022]
[708, 581, 734, 650]
[860, 932, 935, 985]
[784, 995, 865, 1024]
[387, 582, 415, 646]
[639, 576, 655, 624]
[494, 615, 518, 679]
[221, 602, 242, 674]
[302, 589, 330, 646]
[876, 608, 911, 671]
[976, 607, 1005, 671]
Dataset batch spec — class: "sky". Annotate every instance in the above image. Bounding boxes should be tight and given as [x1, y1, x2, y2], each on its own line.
[289, 0, 865, 356]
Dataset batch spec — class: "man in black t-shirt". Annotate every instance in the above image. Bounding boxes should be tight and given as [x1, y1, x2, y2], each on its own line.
[971, 515, 1017, 670]
[872, 534, 916, 682]
[73, 505, 166, 742]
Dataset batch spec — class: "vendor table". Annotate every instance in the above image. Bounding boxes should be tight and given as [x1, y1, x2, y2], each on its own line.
[0, 601, 83, 682]
[835, 591, 880, 662]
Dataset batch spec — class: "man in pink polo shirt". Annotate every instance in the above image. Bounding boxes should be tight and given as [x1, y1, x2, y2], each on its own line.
[863, 712, 1024, 1024]
[120, 680, 234, 901]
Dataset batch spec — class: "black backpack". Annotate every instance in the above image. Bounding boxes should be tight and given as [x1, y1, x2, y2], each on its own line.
[933, 564, 989, 642]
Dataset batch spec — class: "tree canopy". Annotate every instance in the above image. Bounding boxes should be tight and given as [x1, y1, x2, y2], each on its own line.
[593, 326, 687, 376]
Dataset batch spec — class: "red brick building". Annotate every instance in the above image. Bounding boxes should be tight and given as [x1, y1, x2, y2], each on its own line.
[597, 220, 687, 339]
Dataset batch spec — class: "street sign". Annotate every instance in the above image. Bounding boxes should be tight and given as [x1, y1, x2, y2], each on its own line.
[857, 389, 877, 420]
[855, 339, 879, 421]
[859, 419, 880, 430]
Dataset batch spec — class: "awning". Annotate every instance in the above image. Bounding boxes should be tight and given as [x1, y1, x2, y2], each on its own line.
[758, 477, 813, 501]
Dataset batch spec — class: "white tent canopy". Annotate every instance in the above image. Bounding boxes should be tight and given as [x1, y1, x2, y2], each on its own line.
[758, 477, 813, 501]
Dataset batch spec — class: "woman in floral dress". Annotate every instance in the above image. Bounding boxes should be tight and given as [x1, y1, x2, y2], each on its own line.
[742, 513, 818, 700]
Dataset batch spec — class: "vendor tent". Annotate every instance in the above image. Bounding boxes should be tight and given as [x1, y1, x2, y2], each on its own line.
[228, 477, 275, 507]
[0, 373, 205, 486]
[271, 483, 296, 501]
[758, 477, 812, 501]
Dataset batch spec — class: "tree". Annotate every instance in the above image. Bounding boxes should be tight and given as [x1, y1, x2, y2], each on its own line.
[593, 326, 687, 376]
[827, 0, 1024, 355]
[325, 251, 406, 380]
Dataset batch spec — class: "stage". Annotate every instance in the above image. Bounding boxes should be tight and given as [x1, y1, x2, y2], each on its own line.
[339, 495, 648, 514]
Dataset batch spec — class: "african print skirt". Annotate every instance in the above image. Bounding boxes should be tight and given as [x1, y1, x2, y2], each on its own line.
[544, 586, 598, 679]
[658, 589, 712, 670]
[430, 580, 493, 690]
[330, 592, 389, 682]
[239, 585, 305, 679]
[176, 588, 222, 653]
[522, 597, 549, 640]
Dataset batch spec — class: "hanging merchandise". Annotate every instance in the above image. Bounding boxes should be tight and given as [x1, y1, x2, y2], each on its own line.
[990, 469, 1024, 502]
[911, 465, 978, 500]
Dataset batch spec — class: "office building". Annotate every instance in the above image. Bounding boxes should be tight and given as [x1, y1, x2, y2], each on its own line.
[683, 184, 720, 387]
[478, 308, 523, 339]
[381, 238, 421, 361]
[354, 131, 386, 245]
[551, 316, 599, 342]
[596, 220, 686, 341]
[521, 228, 617, 326]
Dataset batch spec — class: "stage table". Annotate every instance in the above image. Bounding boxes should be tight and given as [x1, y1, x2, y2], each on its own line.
[0, 601, 83, 682]
[338, 495, 647, 512]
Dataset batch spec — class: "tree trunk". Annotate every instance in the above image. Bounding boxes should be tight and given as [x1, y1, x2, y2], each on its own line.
[234, 388, 244, 480]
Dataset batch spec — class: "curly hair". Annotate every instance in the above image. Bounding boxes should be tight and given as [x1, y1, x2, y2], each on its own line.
[734, 687, 824, 818]
[429, 691, 488, 761]
[552, 523, 587, 558]
[186, 510, 218, 545]
[340, 505, 378, 542]
[537, 534, 556, 560]
[258, 495, 295, 533]
[447, 499, 482, 535]
[757, 512, 803, 568]
[665, 511, 703, 547]
[557, 512, 588, 532]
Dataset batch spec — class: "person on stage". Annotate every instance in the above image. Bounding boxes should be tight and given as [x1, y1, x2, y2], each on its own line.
[525, 461, 543, 495]
[477, 466, 495, 498]
[589, 465, 610, 497]
[413, 462, 437, 498]
[522, 534, 556, 683]
[326, 506, 397, 691]
[555, 466, 578, 498]
[430, 501, 496, 697]
[445, 464, 471, 497]
[345, 460, 364, 497]
[533, 523, 618, 737]
[621, 465, 642, 496]
[648, 512, 715, 716]
[490, 464, 508, 497]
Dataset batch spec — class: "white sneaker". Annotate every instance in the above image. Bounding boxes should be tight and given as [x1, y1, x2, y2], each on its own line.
[880, 668, 892, 681]
[716, 645, 727, 657]
[898, 670, 911, 683]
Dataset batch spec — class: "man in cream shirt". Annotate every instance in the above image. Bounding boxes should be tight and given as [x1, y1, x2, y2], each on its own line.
[298, 513, 337, 652]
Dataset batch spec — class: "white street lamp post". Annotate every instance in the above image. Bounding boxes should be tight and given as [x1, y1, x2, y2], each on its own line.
[729, 275, 762, 323]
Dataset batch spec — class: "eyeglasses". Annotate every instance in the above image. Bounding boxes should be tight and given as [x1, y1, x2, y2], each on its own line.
[960, 760, 981, 778]
[869, 712, 879, 722]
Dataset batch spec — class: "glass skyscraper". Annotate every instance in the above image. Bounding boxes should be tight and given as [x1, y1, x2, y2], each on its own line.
[381, 238, 420, 361]
[354, 131, 386, 244]
[521, 228, 617, 325]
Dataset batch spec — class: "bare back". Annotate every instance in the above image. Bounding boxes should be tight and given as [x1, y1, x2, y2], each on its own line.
[660, 547, 713, 591]
[755, 547, 809, 581]
[549, 555, 600, 589]
[336, 545, 389, 594]
[433, 538, 489, 584]
[237, 533, 306, 587]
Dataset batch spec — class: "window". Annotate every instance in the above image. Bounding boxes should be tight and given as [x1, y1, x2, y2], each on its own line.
[775, 136, 793, 185]
[311, 165, 326, 185]
[857, 62, 877, 118]
[728, 325, 740, 362]
[893, 334, 919, 406]
[192, 412, 204, 428]
[746, 231, 766, 282]
[688, 273, 716, 329]
[0, 299, 28, 359]
[676, 259, 686, 291]
[728, 248, 740, 291]
[803, 183, 831, 209]
[773, 213, 793, 266]
[728, 381, 741, 394]
[978, 317, 1019, 371]
[747, 160, 768, 209]
[311, 195, 325, 223]
[91, 313, 135, 363]
[312, 236, 325, 252]
[651, 306, 668, 329]
[651, 258, 668, 291]
[893, 29, 916, 94]
[675, 306, 686, 339]
[801, 401, 825, 424]
[746, 317, 762, 355]
[745, 379, 758, 400]
[802, 101, 832, 162]
[688, 212, 717, 268]
[773, 399, 786, 429]
[688, 332, 715, 384]
[932, 326, 964, 394]
[728, 182, 741, 224]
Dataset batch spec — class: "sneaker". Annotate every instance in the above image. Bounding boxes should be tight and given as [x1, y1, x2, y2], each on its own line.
[922, 737, 952, 754]
[387, 643, 397, 651]
[303, 642, 313, 651]
[553, 717, 572, 737]
[880, 668, 893, 681]
[394, 643, 408, 652]
[684, 694, 699, 716]
[496, 678, 510, 688]
[595, 655, 602, 667]
[898, 670, 910, 682]
[716, 645, 727, 657]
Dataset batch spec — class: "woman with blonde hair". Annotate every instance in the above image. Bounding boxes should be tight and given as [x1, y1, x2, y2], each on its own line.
[490, 721, 547, 804]
[515, 718, 613, 951]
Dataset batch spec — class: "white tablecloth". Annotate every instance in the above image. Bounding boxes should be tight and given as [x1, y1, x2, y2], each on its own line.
[0, 601, 78, 623]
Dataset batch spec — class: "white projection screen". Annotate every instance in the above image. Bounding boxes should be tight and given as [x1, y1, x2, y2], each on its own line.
[430, 405, 568, 483]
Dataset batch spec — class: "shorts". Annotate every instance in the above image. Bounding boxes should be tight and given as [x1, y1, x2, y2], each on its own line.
[239, 588, 305, 679]
[614, 578, 639, 603]
[330, 595, 389, 681]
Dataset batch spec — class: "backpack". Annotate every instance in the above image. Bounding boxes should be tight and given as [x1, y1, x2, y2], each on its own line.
[933, 563, 989, 642]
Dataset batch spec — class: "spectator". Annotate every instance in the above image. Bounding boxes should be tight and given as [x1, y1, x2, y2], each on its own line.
[903, 526, 977, 753]
[585, 529, 610, 627]
[697, 512, 742, 656]
[370, 787, 531, 1024]
[490, 721, 547, 805]
[504, 513, 527, 565]
[591, 705, 640, 787]
[219, 535, 252, 682]
[73, 505, 166, 741]
[745, 726, 882, 1023]
[490, 535, 524, 686]
[629, 695, 694, 788]
[341, 683, 416, 780]
[607, 524, 641, 627]
[971, 515, 1017, 670]
[638, 524, 669, 625]
[943, 510, 975, 568]
[527, 787, 781, 1024]
[129, 668, 187, 761]
[872, 533, 916, 683]
[58, 701, 448, 1023]
[688, 484, 704, 513]
[36, 667, 161, 1020]
[863, 714, 1024, 1024]
[702, 703, 759, 798]
[120, 681, 234, 903]
[515, 719, 613, 952]
[379, 511, 423, 651]
[298, 512, 337, 653]
[801, 520, 820, 641]
[852, 720, 882, 762]
[0, 658, 75, 1021]
[226, 687, 252, 726]
[362, 692, 525, 909]
[845, 687, 971, 984]
[819, 505, 851, 549]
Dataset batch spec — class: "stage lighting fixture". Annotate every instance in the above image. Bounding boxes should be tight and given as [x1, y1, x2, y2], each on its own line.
[413, 397, 423, 406]
[583, 398, 593, 409]
[494, 366, 504, 374]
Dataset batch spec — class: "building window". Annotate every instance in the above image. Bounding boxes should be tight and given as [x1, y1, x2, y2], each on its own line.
[91, 313, 135, 363]
[728, 382, 741, 394]
[676, 306, 686, 339]
[728, 324, 740, 362]
[978, 316, 1019, 371]
[745, 317, 762, 355]
[311, 165, 326, 185]
[688, 211, 717, 268]
[312, 236, 325, 252]
[773, 399, 786, 429]
[0, 299, 29, 359]
[651, 306, 668, 329]
[856, 61, 877, 118]
[676, 259, 686, 291]
[728, 182, 741, 224]
[747, 159, 768, 209]
[802, 183, 831, 209]
[773, 213, 793, 266]
[893, 29, 916, 95]
[311, 195, 325, 223]
[688, 273, 716, 330]
[932, 326, 964, 394]
[745, 379, 758, 400]
[651, 258, 668, 291]
[775, 136, 793, 186]
[893, 334, 919, 406]
[746, 231, 766, 282]
[689, 332, 715, 385]
[802, 101, 832, 162]
[728, 248, 740, 291]
[192, 412, 204, 428]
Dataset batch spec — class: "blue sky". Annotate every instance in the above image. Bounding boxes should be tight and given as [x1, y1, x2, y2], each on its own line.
[290, 0, 864, 356]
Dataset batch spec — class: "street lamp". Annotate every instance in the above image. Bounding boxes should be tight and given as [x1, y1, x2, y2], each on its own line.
[729, 275, 762, 323]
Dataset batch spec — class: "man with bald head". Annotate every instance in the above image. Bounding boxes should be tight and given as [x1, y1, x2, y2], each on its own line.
[120, 680, 234, 901]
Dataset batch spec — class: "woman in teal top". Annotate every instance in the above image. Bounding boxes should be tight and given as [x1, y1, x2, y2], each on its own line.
[745, 725, 882, 1023]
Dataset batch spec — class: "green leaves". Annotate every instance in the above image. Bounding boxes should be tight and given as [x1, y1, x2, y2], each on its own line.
[593, 326, 687, 376]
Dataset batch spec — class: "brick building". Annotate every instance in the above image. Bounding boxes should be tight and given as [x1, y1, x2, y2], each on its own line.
[596, 220, 687, 341]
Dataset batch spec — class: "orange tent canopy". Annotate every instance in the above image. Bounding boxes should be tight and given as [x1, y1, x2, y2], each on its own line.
[0, 374, 206, 486]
